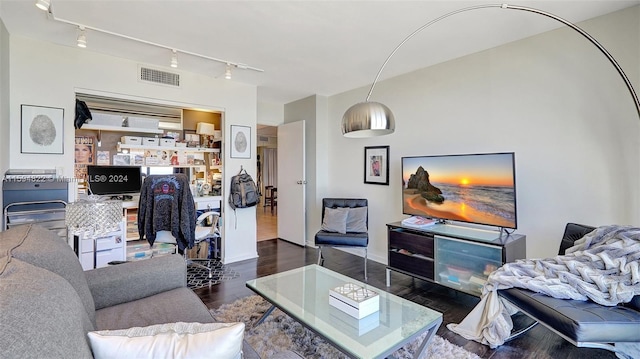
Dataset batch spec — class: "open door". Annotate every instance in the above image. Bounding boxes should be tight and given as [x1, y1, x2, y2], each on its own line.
[277, 120, 306, 246]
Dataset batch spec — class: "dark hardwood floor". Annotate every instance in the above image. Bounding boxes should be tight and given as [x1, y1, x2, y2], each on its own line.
[194, 239, 617, 359]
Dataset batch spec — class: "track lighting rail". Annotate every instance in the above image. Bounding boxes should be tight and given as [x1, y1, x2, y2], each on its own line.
[38, 0, 264, 73]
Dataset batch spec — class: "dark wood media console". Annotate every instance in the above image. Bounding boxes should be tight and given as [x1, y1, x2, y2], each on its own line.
[386, 222, 526, 297]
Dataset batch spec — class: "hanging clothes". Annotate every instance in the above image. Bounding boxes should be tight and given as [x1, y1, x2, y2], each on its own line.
[138, 174, 196, 251]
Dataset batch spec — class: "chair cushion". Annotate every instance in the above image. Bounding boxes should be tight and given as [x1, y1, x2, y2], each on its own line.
[346, 207, 368, 233]
[499, 288, 640, 342]
[315, 230, 368, 247]
[322, 198, 368, 210]
[321, 207, 349, 234]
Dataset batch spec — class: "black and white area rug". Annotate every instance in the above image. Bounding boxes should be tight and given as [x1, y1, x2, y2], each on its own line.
[187, 260, 240, 290]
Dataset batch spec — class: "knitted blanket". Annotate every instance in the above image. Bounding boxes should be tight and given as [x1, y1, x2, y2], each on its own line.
[448, 225, 640, 348]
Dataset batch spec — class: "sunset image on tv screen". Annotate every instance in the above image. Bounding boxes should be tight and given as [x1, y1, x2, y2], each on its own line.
[402, 153, 517, 229]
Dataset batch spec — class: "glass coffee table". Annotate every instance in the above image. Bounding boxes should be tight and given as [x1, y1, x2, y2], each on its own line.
[246, 264, 442, 359]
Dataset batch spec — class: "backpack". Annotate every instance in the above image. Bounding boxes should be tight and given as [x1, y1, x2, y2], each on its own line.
[228, 169, 260, 210]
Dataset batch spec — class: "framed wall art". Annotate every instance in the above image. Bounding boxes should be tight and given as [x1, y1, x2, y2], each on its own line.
[364, 145, 389, 185]
[231, 125, 251, 158]
[21, 104, 64, 154]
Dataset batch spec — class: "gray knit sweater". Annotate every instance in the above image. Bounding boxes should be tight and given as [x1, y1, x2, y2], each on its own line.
[138, 174, 196, 251]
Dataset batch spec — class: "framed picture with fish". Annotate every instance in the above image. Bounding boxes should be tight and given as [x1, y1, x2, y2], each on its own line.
[21, 104, 64, 154]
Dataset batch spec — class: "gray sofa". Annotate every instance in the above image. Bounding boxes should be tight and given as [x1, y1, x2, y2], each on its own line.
[0, 224, 263, 359]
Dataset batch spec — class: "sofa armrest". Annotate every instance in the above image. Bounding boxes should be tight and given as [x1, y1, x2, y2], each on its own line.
[85, 254, 187, 310]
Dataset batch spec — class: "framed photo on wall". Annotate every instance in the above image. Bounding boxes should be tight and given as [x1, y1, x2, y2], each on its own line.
[364, 145, 389, 185]
[21, 104, 64, 154]
[231, 125, 251, 158]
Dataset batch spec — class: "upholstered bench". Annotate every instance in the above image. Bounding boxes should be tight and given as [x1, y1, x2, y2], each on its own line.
[498, 223, 640, 358]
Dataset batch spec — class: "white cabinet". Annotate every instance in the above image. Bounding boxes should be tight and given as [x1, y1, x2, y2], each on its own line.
[75, 223, 126, 270]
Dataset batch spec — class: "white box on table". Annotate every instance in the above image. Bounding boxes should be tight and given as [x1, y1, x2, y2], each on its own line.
[329, 283, 379, 319]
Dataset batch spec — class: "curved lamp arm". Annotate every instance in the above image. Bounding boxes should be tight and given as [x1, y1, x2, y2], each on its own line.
[345, 3, 640, 137]
[503, 4, 639, 118]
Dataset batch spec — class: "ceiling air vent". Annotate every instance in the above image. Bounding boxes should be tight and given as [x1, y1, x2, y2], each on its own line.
[140, 67, 180, 87]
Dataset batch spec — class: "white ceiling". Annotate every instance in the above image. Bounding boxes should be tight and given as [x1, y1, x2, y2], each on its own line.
[0, 0, 638, 106]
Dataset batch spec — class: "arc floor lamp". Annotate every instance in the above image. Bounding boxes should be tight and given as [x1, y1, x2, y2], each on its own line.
[341, 3, 640, 138]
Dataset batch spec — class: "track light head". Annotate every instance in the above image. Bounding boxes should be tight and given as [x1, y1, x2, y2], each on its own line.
[170, 50, 178, 68]
[35, 0, 50, 11]
[77, 27, 87, 48]
[35, 2, 264, 75]
[225, 65, 232, 80]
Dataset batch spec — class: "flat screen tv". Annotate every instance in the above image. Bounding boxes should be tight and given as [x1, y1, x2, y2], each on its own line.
[87, 165, 142, 196]
[402, 152, 517, 229]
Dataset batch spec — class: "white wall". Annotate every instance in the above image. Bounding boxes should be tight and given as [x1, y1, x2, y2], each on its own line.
[257, 101, 284, 126]
[0, 19, 9, 189]
[7, 36, 258, 263]
[324, 6, 640, 262]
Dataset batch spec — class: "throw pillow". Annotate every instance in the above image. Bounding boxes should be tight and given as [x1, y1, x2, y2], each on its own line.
[321, 207, 349, 234]
[87, 322, 244, 359]
[346, 207, 368, 233]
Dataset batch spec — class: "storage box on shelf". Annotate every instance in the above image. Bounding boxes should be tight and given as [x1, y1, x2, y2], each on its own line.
[160, 138, 176, 147]
[90, 113, 124, 127]
[142, 137, 159, 146]
[121, 136, 142, 145]
[152, 243, 177, 257]
[126, 241, 176, 261]
[126, 243, 153, 261]
[386, 222, 526, 296]
[81, 123, 163, 134]
[126, 117, 159, 129]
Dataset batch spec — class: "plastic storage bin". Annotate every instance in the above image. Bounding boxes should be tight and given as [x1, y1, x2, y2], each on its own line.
[91, 113, 124, 127]
[126, 117, 159, 129]
[126, 244, 153, 261]
[160, 138, 176, 147]
[142, 137, 159, 146]
[121, 136, 142, 145]
[152, 243, 177, 257]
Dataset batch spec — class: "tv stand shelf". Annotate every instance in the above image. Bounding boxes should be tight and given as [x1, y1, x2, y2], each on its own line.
[386, 222, 526, 297]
